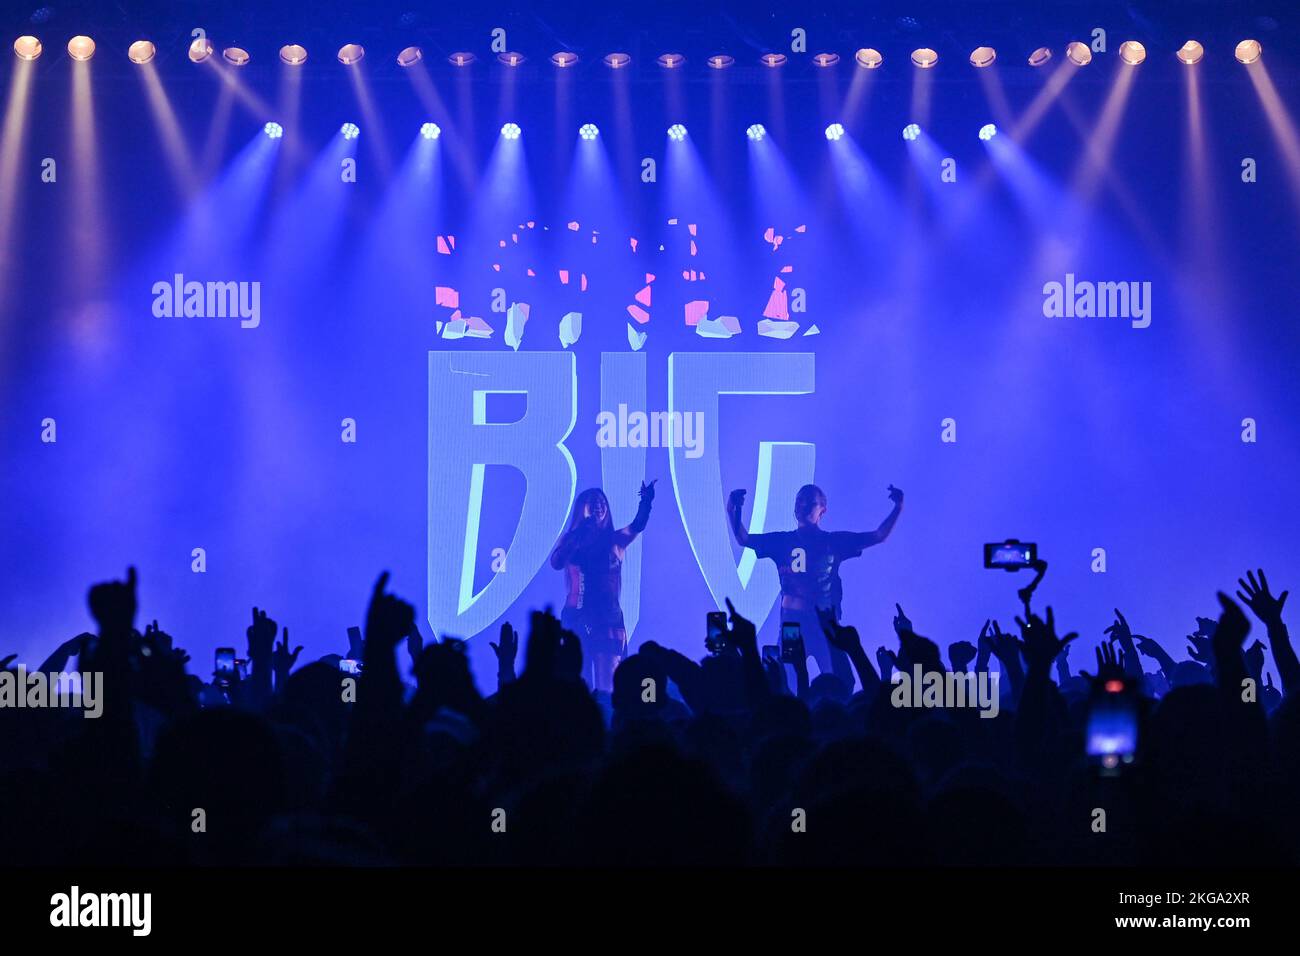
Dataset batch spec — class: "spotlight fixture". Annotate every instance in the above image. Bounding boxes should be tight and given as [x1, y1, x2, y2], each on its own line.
[397, 46, 423, 67]
[280, 44, 307, 65]
[1118, 41, 1146, 65]
[979, 123, 997, 141]
[854, 48, 883, 69]
[67, 35, 95, 61]
[1176, 40, 1204, 65]
[341, 122, 360, 140]
[1065, 41, 1092, 66]
[969, 46, 996, 67]
[579, 123, 599, 140]
[824, 123, 845, 141]
[449, 52, 475, 66]
[13, 35, 42, 60]
[657, 53, 685, 68]
[127, 40, 155, 64]
[337, 43, 364, 65]
[498, 51, 524, 66]
[1235, 39, 1262, 64]
[501, 122, 521, 140]
[223, 47, 250, 66]
[902, 123, 921, 141]
[264, 122, 283, 140]
[421, 122, 441, 140]
[551, 51, 578, 68]
[813, 52, 840, 67]
[1028, 46, 1052, 66]
[667, 123, 687, 141]
[746, 123, 766, 141]
[911, 47, 938, 68]
[706, 54, 734, 69]
[189, 37, 214, 62]
[603, 52, 631, 68]
[760, 53, 788, 67]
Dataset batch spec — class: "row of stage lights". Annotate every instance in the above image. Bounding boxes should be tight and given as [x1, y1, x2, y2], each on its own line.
[277, 118, 996, 143]
[11, 35, 1263, 68]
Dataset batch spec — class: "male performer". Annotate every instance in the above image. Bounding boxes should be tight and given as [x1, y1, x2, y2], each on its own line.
[726, 483, 904, 685]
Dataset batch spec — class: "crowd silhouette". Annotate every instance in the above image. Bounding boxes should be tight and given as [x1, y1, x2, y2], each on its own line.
[1, 565, 1295, 867]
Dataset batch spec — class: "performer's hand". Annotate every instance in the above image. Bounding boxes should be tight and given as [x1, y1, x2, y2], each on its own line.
[639, 479, 657, 502]
[887, 484, 904, 505]
[727, 488, 746, 513]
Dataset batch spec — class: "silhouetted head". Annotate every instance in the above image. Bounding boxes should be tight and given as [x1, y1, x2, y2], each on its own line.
[572, 488, 612, 530]
[795, 484, 827, 526]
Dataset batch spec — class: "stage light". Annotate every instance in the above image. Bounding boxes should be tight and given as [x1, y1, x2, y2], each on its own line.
[707, 54, 734, 69]
[824, 123, 845, 141]
[1028, 46, 1052, 66]
[855, 48, 883, 69]
[341, 122, 360, 140]
[13, 36, 42, 60]
[747, 124, 766, 141]
[911, 47, 938, 68]
[501, 122, 521, 140]
[223, 47, 250, 66]
[264, 122, 283, 140]
[603, 52, 631, 68]
[189, 37, 214, 62]
[902, 123, 920, 141]
[498, 51, 524, 66]
[761, 53, 788, 68]
[397, 46, 422, 67]
[579, 123, 599, 140]
[657, 53, 684, 68]
[1118, 41, 1146, 65]
[551, 51, 578, 67]
[67, 35, 95, 61]
[280, 44, 307, 65]
[1176, 40, 1204, 65]
[421, 122, 441, 140]
[969, 46, 996, 67]
[449, 52, 475, 66]
[812, 52, 840, 67]
[979, 123, 997, 141]
[667, 123, 687, 141]
[127, 40, 155, 64]
[1066, 41, 1092, 66]
[1235, 39, 1262, 65]
[337, 43, 364, 65]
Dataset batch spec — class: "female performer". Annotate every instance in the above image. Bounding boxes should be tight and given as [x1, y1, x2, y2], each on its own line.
[549, 480, 657, 692]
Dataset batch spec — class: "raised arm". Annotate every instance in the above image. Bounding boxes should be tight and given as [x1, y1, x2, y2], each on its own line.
[726, 488, 751, 548]
[614, 480, 657, 546]
[849, 485, 904, 549]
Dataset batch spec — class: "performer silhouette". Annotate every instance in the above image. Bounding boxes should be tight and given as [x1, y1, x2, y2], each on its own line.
[550, 480, 657, 691]
[727, 483, 904, 685]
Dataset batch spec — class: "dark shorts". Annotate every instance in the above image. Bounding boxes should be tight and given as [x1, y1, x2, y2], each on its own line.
[561, 606, 628, 657]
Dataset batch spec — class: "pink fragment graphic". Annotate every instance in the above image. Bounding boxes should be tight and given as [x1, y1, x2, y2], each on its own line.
[435, 286, 460, 308]
[580, 273, 588, 291]
[795, 224, 807, 233]
[684, 300, 709, 326]
[567, 221, 580, 231]
[437, 235, 453, 255]
[630, 237, 638, 252]
[781, 265, 793, 273]
[690, 241, 697, 256]
[645, 273, 655, 283]
[635, 285, 652, 307]
[627, 304, 650, 324]
[559, 270, 570, 285]
[688, 223, 697, 236]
